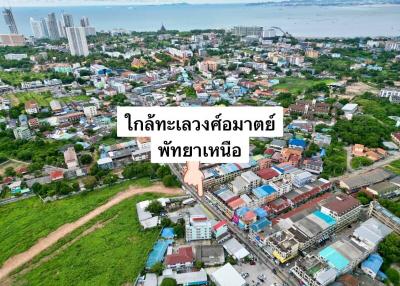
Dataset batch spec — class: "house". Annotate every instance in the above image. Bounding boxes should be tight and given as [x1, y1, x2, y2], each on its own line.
[361, 253, 383, 279]
[63, 147, 79, 170]
[194, 245, 225, 266]
[352, 144, 365, 157]
[213, 220, 228, 238]
[342, 103, 358, 120]
[392, 132, 400, 146]
[25, 100, 39, 114]
[303, 157, 323, 174]
[50, 170, 64, 181]
[164, 246, 194, 270]
[269, 139, 286, 152]
[13, 126, 32, 140]
[288, 138, 307, 150]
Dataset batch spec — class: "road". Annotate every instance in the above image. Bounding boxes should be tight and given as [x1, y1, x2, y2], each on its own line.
[0, 194, 35, 206]
[0, 184, 183, 281]
[168, 164, 297, 286]
[332, 151, 400, 182]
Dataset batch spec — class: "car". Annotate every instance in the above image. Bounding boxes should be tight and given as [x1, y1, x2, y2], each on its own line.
[250, 260, 256, 265]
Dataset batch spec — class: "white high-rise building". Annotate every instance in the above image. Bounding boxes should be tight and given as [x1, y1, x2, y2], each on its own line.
[57, 20, 66, 38]
[30, 17, 44, 39]
[185, 215, 212, 242]
[41, 18, 49, 38]
[62, 13, 74, 28]
[47, 13, 60, 40]
[80, 16, 90, 27]
[65, 27, 89, 56]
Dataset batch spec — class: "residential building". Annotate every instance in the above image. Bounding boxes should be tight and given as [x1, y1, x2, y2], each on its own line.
[0, 34, 25, 46]
[64, 147, 79, 170]
[83, 105, 97, 118]
[392, 132, 400, 146]
[47, 13, 60, 40]
[2, 8, 18, 34]
[339, 169, 392, 192]
[4, 53, 27, 60]
[233, 26, 263, 37]
[342, 103, 358, 120]
[194, 245, 225, 266]
[320, 194, 361, 230]
[164, 246, 194, 270]
[13, 126, 32, 140]
[30, 17, 45, 39]
[303, 157, 324, 174]
[361, 253, 383, 279]
[25, 100, 39, 114]
[379, 88, 400, 103]
[66, 27, 89, 56]
[185, 215, 212, 242]
[368, 201, 400, 235]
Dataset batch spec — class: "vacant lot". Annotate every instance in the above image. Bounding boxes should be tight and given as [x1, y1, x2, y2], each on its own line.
[7, 92, 90, 107]
[386, 159, 400, 175]
[272, 77, 334, 94]
[0, 179, 152, 267]
[0, 160, 29, 176]
[13, 193, 161, 286]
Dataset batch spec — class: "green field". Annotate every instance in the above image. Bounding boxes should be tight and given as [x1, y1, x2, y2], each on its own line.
[0, 179, 151, 267]
[8, 92, 91, 107]
[14, 193, 161, 286]
[386, 160, 400, 175]
[273, 77, 335, 94]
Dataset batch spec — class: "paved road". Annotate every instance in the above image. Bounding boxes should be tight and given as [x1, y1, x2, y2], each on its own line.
[168, 164, 297, 286]
[332, 151, 400, 182]
[0, 194, 35, 206]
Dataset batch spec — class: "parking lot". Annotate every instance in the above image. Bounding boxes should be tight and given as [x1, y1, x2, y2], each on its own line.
[234, 261, 283, 286]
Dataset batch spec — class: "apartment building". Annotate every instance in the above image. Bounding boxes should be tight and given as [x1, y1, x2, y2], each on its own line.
[185, 215, 212, 242]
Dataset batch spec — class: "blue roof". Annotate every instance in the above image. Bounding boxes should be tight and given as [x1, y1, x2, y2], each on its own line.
[221, 163, 239, 174]
[319, 246, 349, 271]
[313, 211, 336, 226]
[146, 240, 173, 269]
[362, 253, 383, 275]
[250, 218, 272, 232]
[252, 185, 277, 199]
[254, 208, 268, 218]
[320, 148, 327, 157]
[161, 228, 175, 239]
[236, 207, 250, 217]
[289, 138, 307, 148]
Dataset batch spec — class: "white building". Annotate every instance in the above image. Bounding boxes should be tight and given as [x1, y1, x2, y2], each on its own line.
[342, 103, 358, 120]
[4, 53, 27, 60]
[65, 27, 89, 57]
[83, 105, 97, 118]
[185, 215, 212, 242]
[30, 17, 45, 38]
[13, 126, 32, 140]
[211, 263, 246, 286]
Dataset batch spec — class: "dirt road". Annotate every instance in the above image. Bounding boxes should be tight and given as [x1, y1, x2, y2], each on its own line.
[0, 184, 183, 281]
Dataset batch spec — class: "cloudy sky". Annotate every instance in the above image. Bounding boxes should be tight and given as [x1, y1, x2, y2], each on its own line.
[0, 0, 273, 6]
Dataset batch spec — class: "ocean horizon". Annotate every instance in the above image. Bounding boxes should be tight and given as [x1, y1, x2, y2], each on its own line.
[2, 3, 400, 37]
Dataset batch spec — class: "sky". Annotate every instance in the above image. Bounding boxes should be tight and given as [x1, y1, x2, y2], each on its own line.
[0, 0, 271, 6]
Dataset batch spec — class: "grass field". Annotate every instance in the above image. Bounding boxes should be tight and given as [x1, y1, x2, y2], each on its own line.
[8, 92, 91, 107]
[14, 193, 161, 286]
[272, 77, 335, 94]
[0, 179, 152, 267]
[0, 159, 29, 176]
[386, 159, 400, 175]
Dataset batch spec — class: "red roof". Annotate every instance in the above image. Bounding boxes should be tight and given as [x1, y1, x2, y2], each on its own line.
[192, 217, 208, 222]
[243, 211, 256, 221]
[50, 170, 64, 181]
[213, 220, 227, 231]
[165, 246, 193, 266]
[264, 148, 275, 155]
[322, 194, 360, 215]
[392, 132, 400, 141]
[257, 168, 279, 180]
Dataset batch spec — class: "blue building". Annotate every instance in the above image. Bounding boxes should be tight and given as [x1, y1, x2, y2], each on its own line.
[361, 253, 383, 279]
[288, 138, 307, 150]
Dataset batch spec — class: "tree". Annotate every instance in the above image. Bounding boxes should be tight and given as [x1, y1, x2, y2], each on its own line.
[74, 144, 84, 152]
[80, 154, 93, 165]
[146, 200, 164, 215]
[304, 142, 320, 158]
[386, 268, 399, 285]
[351, 157, 373, 169]
[162, 175, 181, 188]
[356, 192, 372, 205]
[82, 176, 97, 190]
[378, 233, 400, 264]
[103, 173, 118, 185]
[4, 167, 16, 177]
[194, 260, 204, 269]
[150, 262, 165, 275]
[160, 278, 177, 286]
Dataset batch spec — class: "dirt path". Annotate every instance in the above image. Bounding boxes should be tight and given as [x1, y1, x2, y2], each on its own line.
[0, 184, 183, 281]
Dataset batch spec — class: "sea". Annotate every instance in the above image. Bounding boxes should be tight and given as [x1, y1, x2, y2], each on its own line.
[2, 4, 400, 38]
